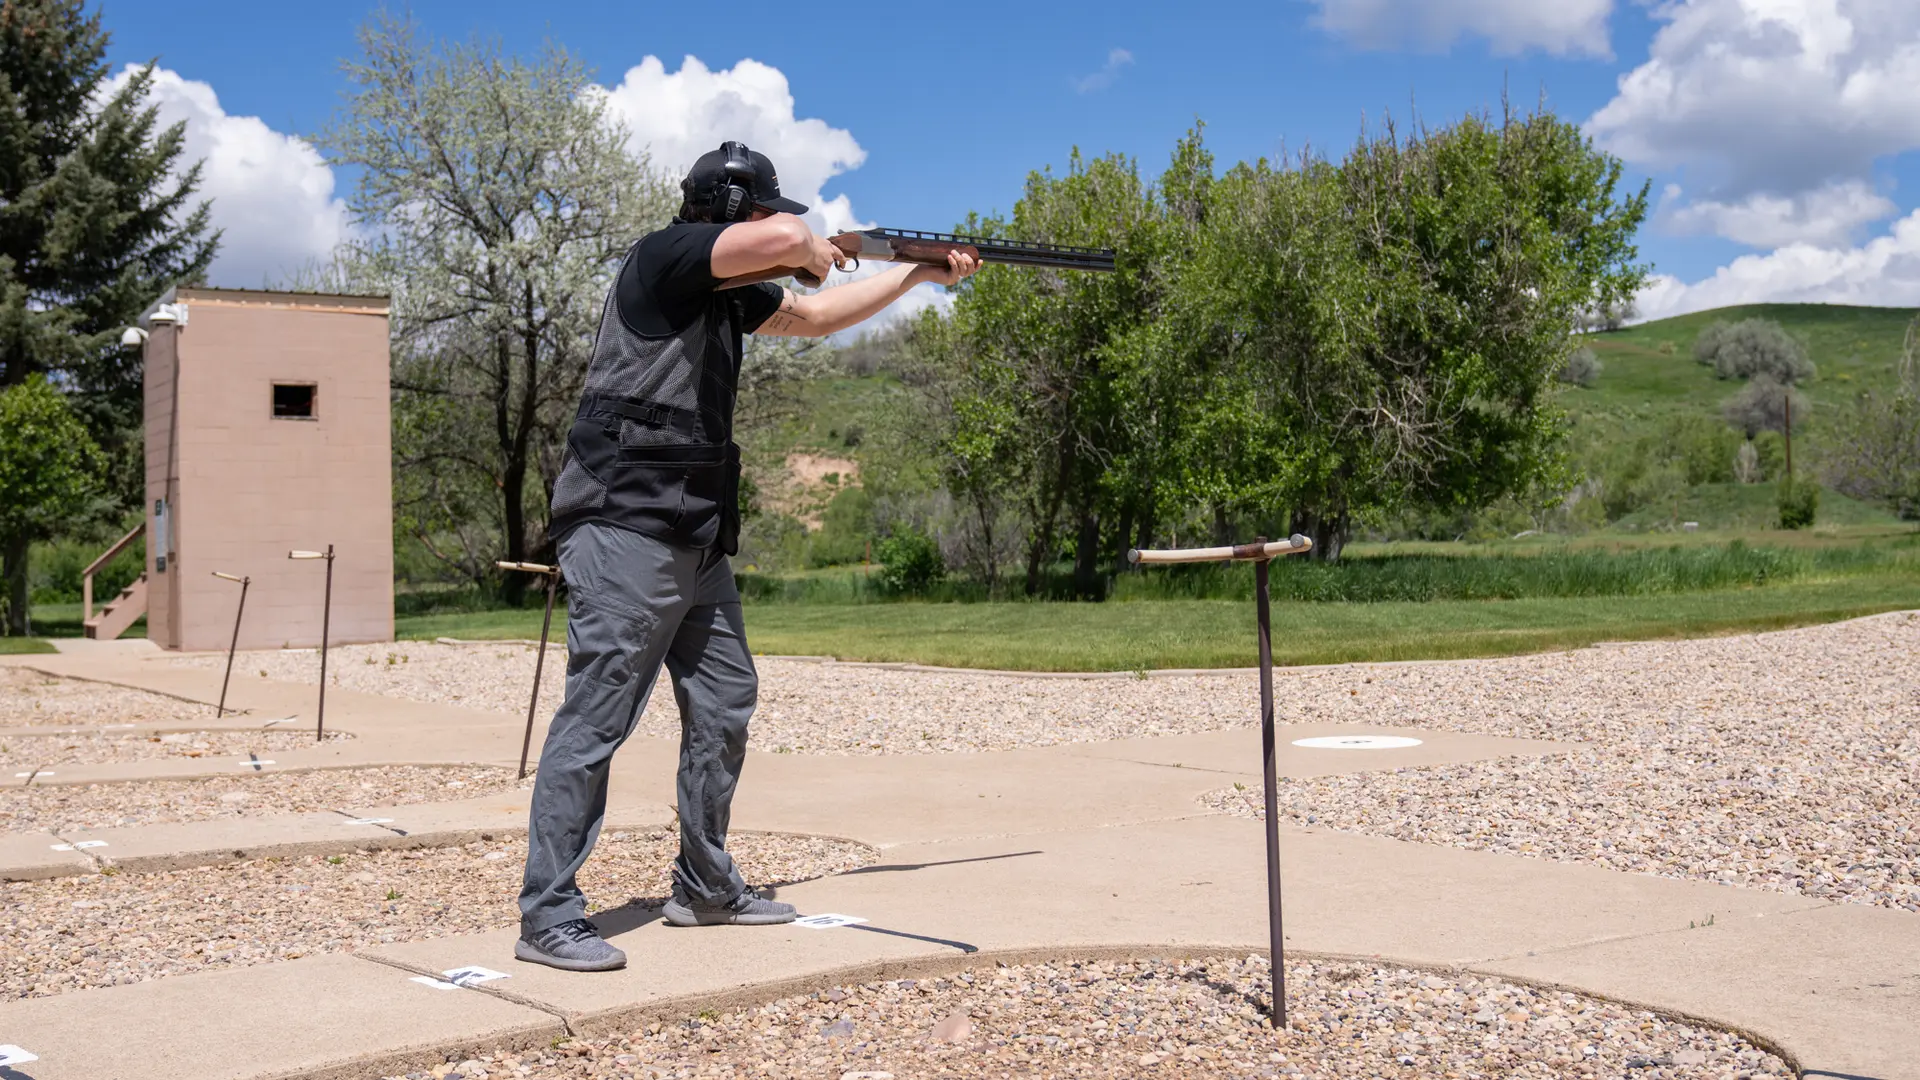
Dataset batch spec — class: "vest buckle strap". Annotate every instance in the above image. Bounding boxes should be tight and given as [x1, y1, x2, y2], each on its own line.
[578, 394, 698, 435]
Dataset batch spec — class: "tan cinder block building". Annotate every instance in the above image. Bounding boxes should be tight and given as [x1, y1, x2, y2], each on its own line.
[137, 286, 394, 651]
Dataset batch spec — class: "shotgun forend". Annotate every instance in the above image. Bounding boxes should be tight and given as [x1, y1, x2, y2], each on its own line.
[718, 227, 1117, 290]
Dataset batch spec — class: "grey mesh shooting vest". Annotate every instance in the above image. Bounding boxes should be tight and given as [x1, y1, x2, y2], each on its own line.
[548, 241, 747, 554]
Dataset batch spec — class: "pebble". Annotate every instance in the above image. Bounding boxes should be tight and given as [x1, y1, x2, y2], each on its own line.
[0, 827, 872, 1001]
[375, 956, 1789, 1079]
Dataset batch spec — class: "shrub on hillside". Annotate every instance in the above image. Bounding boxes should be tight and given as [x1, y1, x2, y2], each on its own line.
[1777, 477, 1819, 529]
[1723, 376, 1810, 439]
[1557, 346, 1602, 387]
[1693, 319, 1815, 384]
[875, 528, 946, 595]
[805, 486, 876, 567]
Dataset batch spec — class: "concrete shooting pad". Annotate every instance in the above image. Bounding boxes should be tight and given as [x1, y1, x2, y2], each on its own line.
[0, 953, 561, 1080]
[1, 645, 1914, 1079]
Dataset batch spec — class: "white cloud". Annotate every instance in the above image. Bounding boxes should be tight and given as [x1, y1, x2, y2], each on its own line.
[104, 66, 349, 288]
[1587, 0, 1920, 200]
[599, 54, 945, 333]
[1074, 48, 1135, 93]
[1305, 0, 1614, 56]
[1636, 206, 1920, 320]
[1659, 178, 1899, 248]
[598, 56, 868, 237]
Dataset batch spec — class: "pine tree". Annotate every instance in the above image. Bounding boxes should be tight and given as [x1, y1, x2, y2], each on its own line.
[0, 0, 217, 633]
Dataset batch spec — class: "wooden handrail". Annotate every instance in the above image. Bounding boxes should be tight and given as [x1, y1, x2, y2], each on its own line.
[83, 522, 146, 623]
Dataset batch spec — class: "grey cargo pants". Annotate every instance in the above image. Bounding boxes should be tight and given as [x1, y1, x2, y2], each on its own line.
[518, 522, 756, 935]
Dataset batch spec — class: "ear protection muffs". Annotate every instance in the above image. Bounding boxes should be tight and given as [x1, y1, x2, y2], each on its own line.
[711, 140, 756, 223]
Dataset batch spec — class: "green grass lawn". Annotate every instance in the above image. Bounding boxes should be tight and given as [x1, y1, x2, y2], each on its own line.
[397, 574, 1920, 671]
[0, 636, 56, 654]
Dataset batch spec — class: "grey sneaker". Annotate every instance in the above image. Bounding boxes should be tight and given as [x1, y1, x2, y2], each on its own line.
[514, 918, 626, 971]
[663, 888, 797, 927]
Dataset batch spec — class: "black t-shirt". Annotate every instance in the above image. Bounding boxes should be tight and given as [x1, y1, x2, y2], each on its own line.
[616, 220, 784, 337]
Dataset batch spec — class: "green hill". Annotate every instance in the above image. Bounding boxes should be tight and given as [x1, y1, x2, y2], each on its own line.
[1568, 302, 1917, 430]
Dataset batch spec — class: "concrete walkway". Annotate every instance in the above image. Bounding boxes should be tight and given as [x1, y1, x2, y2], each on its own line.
[0, 651, 1913, 1079]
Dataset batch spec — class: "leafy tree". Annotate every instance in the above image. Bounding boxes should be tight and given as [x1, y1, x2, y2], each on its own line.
[0, 0, 217, 616]
[1823, 315, 1920, 520]
[0, 375, 102, 634]
[1131, 106, 1648, 560]
[312, 12, 673, 601]
[932, 148, 1165, 595]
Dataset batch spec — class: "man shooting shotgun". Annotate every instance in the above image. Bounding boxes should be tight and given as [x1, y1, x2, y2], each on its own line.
[517, 139, 1114, 973]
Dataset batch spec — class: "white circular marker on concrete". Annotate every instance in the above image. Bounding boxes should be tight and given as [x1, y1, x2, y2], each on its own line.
[1291, 735, 1423, 750]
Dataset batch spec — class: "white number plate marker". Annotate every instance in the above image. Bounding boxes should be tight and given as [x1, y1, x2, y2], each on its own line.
[0, 1045, 39, 1066]
[1290, 735, 1423, 750]
[50, 841, 108, 851]
[794, 913, 869, 929]
[442, 965, 510, 986]
[410, 976, 461, 990]
[340, 818, 394, 826]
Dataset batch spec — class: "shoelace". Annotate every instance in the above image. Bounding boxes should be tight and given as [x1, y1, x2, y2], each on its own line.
[542, 918, 599, 944]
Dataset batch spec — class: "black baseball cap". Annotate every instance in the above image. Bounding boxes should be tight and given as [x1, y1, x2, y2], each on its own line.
[683, 144, 809, 216]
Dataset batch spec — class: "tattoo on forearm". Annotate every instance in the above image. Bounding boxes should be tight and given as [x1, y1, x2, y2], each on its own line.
[757, 289, 810, 334]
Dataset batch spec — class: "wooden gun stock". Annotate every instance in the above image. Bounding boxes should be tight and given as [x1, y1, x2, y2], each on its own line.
[717, 228, 1113, 291]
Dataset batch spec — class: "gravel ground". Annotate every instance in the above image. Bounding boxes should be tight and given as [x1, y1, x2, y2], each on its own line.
[0, 665, 219, 727]
[170, 615, 1920, 911]
[1203, 611, 1920, 912]
[0, 765, 527, 833]
[378, 956, 1789, 1079]
[0, 828, 874, 1001]
[0, 728, 352, 768]
[174, 642, 1262, 755]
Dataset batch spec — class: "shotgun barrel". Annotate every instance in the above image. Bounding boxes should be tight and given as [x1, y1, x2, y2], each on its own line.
[718, 227, 1116, 290]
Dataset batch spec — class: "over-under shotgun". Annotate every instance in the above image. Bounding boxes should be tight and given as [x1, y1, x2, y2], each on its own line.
[717, 227, 1116, 290]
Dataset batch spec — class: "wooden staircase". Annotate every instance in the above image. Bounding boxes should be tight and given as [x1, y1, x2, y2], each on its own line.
[82, 523, 148, 640]
[85, 574, 149, 639]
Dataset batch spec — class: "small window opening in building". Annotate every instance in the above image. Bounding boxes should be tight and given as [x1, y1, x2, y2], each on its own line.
[273, 383, 317, 419]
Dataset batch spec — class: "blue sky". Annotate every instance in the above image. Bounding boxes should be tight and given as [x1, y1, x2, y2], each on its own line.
[100, 0, 1920, 319]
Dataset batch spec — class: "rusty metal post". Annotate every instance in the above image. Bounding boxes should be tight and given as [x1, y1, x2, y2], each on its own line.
[498, 562, 562, 780]
[1253, 539, 1286, 1029]
[212, 572, 250, 718]
[289, 546, 335, 742]
[1128, 531, 1310, 1029]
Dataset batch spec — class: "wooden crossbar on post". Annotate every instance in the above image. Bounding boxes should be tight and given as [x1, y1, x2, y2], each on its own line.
[1126, 531, 1312, 1028]
[497, 561, 562, 780]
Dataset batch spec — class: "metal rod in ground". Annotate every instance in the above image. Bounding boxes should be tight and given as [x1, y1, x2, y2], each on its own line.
[214, 573, 250, 718]
[520, 569, 559, 780]
[317, 544, 334, 743]
[1255, 542, 1286, 1029]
